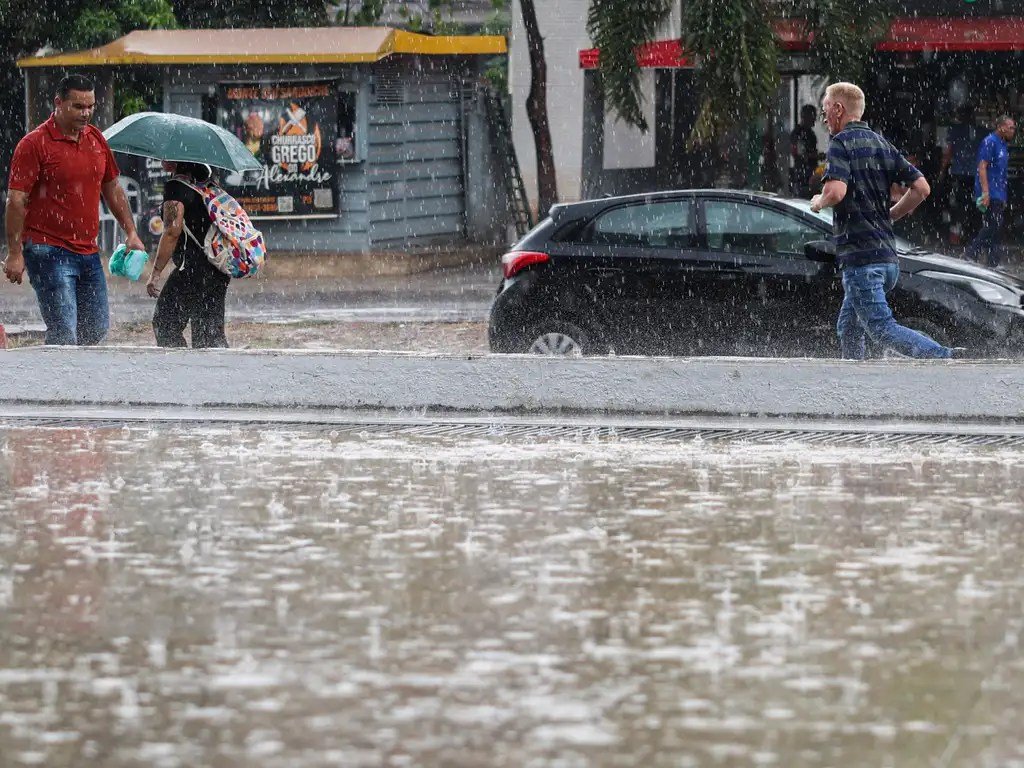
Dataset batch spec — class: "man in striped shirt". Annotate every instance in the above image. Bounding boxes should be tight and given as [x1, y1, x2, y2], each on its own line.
[810, 82, 955, 360]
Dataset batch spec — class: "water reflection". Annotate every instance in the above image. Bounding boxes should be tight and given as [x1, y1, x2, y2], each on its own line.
[2, 425, 1023, 767]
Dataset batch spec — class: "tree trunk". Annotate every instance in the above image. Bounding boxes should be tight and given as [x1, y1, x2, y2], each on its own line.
[520, 0, 558, 218]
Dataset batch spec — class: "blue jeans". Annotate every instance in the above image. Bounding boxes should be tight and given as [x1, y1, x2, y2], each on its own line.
[837, 263, 951, 360]
[965, 199, 1005, 267]
[23, 242, 109, 346]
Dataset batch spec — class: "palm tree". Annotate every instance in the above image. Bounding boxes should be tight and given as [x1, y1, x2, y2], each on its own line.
[587, 0, 891, 146]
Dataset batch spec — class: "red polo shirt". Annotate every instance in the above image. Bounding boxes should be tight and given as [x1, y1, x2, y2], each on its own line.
[8, 115, 120, 255]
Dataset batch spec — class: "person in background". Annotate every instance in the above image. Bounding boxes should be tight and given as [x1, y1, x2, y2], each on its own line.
[939, 105, 981, 247]
[811, 82, 957, 360]
[146, 161, 230, 348]
[790, 104, 820, 198]
[966, 115, 1016, 267]
[3, 73, 145, 345]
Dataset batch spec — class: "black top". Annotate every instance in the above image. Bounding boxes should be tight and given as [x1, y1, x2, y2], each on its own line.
[163, 177, 211, 269]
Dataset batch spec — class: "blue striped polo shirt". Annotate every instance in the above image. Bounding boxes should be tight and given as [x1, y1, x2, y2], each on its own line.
[823, 121, 923, 269]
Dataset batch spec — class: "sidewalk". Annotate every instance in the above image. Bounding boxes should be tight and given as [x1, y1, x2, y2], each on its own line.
[4, 346, 1023, 421]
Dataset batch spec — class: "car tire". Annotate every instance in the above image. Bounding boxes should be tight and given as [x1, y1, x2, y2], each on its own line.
[522, 318, 606, 357]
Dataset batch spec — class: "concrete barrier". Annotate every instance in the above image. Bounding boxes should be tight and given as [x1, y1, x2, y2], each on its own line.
[1, 346, 1022, 421]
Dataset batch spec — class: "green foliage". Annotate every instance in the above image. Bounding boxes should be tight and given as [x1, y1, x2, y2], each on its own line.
[170, 0, 330, 28]
[334, 0, 462, 31]
[71, 0, 178, 50]
[585, 0, 674, 132]
[684, 0, 780, 146]
[334, 0, 385, 25]
[2, 0, 176, 57]
[480, 6, 511, 92]
[786, 0, 892, 83]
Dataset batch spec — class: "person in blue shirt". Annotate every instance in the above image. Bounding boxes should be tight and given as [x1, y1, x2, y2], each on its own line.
[811, 82, 956, 360]
[966, 115, 1016, 267]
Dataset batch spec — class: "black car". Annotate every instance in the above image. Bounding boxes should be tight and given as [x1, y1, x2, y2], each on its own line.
[488, 190, 1024, 358]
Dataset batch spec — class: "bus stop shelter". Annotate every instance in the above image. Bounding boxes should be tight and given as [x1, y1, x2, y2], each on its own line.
[17, 27, 509, 255]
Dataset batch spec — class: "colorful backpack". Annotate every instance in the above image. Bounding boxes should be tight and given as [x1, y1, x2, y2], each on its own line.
[175, 176, 267, 278]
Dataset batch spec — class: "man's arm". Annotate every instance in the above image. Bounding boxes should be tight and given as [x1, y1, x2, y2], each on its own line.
[100, 179, 146, 252]
[890, 176, 931, 221]
[810, 180, 848, 213]
[3, 190, 29, 284]
[977, 160, 990, 205]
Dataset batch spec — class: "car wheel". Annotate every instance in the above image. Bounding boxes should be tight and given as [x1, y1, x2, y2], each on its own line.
[524, 318, 604, 357]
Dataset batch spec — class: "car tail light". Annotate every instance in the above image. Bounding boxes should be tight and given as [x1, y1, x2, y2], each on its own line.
[502, 250, 549, 279]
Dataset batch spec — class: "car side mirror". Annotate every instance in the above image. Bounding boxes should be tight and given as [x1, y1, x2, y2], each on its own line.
[804, 239, 836, 262]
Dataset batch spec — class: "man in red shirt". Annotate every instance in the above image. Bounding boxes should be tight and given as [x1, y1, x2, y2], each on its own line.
[4, 73, 145, 345]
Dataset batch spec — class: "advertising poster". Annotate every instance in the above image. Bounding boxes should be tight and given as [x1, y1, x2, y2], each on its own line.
[111, 152, 172, 249]
[220, 81, 338, 219]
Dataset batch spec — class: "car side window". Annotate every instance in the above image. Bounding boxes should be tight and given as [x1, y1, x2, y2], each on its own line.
[704, 201, 820, 255]
[583, 201, 695, 249]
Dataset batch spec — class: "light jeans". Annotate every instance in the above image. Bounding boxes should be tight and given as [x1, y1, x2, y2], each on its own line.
[837, 262, 951, 360]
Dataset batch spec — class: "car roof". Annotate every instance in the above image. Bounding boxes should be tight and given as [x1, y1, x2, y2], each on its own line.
[548, 189, 798, 223]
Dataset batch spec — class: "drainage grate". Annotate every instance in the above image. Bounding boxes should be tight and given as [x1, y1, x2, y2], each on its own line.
[5, 416, 1024, 449]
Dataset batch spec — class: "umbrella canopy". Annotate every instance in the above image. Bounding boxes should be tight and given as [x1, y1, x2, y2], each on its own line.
[103, 112, 262, 173]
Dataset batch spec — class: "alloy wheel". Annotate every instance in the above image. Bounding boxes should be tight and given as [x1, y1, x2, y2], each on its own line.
[529, 332, 583, 356]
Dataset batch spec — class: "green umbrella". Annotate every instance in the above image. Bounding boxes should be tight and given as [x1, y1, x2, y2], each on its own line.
[103, 111, 262, 173]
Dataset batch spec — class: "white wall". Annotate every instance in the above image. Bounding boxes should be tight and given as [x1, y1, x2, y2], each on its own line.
[509, 0, 589, 206]
[510, 0, 680, 207]
[602, 70, 656, 170]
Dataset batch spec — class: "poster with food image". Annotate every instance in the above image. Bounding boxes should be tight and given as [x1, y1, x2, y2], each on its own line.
[219, 81, 338, 219]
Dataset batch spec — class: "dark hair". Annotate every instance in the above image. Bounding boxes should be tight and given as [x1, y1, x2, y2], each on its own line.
[56, 74, 94, 99]
[800, 104, 817, 121]
[175, 162, 212, 182]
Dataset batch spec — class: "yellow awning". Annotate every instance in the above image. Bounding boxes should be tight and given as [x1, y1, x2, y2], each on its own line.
[17, 27, 506, 68]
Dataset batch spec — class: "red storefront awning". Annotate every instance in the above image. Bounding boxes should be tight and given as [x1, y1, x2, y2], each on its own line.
[579, 17, 1024, 69]
[879, 17, 1024, 52]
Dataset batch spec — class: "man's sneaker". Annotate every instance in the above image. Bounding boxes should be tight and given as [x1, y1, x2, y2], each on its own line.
[948, 347, 970, 359]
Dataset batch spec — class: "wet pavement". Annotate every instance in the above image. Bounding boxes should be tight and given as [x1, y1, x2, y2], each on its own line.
[2, 421, 1024, 767]
[0, 261, 501, 332]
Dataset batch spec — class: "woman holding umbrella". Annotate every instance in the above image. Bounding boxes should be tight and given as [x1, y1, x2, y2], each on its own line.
[102, 111, 264, 348]
[146, 161, 230, 348]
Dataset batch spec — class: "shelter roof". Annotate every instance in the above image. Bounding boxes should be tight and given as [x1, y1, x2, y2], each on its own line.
[17, 27, 506, 68]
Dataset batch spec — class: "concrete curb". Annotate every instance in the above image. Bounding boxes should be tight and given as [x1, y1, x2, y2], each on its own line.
[2, 347, 1023, 421]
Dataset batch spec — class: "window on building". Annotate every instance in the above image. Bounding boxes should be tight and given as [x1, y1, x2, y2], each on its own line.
[336, 88, 360, 164]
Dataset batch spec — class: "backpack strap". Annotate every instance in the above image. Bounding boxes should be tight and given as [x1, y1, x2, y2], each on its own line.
[168, 175, 209, 253]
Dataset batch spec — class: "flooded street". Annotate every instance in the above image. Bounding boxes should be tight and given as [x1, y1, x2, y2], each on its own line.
[2, 422, 1024, 767]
